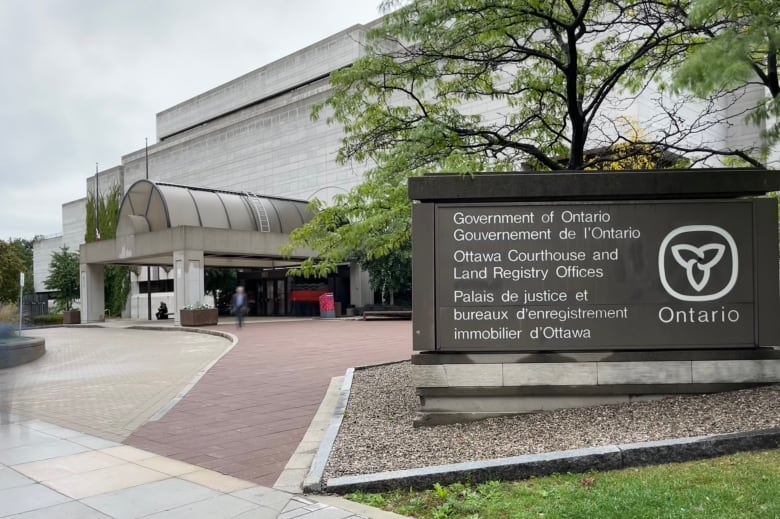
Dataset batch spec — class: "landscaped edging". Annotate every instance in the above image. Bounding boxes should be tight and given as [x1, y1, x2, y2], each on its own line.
[323, 428, 780, 494]
[309, 366, 780, 494]
[303, 368, 355, 493]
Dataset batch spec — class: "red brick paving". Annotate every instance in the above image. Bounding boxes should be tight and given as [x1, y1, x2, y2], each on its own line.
[125, 319, 411, 485]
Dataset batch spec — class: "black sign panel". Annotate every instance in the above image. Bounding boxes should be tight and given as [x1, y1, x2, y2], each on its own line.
[434, 201, 755, 351]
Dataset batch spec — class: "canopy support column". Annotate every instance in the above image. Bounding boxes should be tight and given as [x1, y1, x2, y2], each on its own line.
[173, 250, 205, 322]
[349, 262, 373, 307]
[79, 263, 105, 323]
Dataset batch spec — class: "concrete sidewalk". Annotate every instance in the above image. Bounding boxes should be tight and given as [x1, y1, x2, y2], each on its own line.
[0, 414, 385, 518]
[1, 319, 411, 518]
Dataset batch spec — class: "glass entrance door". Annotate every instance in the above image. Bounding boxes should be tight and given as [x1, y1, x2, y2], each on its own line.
[260, 278, 288, 316]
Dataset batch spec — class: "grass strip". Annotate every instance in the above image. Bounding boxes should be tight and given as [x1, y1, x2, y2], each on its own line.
[347, 449, 780, 518]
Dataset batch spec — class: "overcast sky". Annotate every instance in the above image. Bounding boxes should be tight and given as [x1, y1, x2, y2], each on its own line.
[0, 0, 383, 241]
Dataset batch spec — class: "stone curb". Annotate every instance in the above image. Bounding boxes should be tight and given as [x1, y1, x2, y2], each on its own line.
[303, 368, 355, 493]
[323, 428, 780, 494]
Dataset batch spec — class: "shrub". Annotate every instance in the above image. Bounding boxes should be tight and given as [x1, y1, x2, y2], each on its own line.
[0, 303, 18, 324]
[32, 314, 63, 326]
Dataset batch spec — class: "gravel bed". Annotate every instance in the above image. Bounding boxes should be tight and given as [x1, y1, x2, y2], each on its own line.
[324, 361, 780, 479]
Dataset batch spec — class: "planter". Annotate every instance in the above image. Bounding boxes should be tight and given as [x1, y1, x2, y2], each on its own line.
[0, 336, 46, 368]
[62, 310, 81, 325]
[180, 308, 218, 327]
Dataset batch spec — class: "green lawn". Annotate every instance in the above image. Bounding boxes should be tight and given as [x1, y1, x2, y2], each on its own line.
[346, 449, 780, 519]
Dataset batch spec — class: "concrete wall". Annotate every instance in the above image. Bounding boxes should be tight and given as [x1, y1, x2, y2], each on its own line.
[32, 235, 62, 293]
[86, 165, 125, 198]
[62, 198, 86, 252]
[156, 25, 368, 140]
[122, 75, 364, 203]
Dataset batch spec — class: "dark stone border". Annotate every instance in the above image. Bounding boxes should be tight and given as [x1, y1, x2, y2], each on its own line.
[408, 169, 780, 202]
[323, 428, 780, 494]
[0, 337, 46, 369]
[303, 368, 355, 493]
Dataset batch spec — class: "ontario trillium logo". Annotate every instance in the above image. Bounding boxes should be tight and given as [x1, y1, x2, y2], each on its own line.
[658, 225, 738, 302]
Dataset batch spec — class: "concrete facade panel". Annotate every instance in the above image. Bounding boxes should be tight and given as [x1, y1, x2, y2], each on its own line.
[444, 364, 502, 387]
[692, 359, 780, 383]
[62, 199, 86, 252]
[503, 363, 598, 386]
[33, 236, 62, 293]
[412, 365, 448, 388]
[156, 26, 367, 139]
[419, 395, 629, 414]
[598, 361, 693, 385]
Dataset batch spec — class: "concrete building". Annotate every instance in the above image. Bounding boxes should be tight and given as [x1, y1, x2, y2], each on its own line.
[33, 18, 768, 321]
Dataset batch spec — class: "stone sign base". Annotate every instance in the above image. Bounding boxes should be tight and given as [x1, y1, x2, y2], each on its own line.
[412, 349, 780, 426]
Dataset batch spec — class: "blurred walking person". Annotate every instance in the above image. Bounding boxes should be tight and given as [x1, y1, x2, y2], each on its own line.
[231, 286, 248, 328]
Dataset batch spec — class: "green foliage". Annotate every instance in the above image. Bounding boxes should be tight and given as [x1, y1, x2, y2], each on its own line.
[85, 183, 122, 243]
[32, 313, 64, 326]
[104, 266, 130, 317]
[289, 0, 756, 282]
[347, 449, 780, 518]
[7, 238, 34, 296]
[44, 246, 80, 311]
[0, 240, 26, 304]
[181, 302, 214, 310]
[317, 0, 706, 173]
[205, 268, 237, 297]
[673, 0, 780, 152]
[0, 303, 18, 324]
[85, 184, 129, 316]
[365, 242, 411, 305]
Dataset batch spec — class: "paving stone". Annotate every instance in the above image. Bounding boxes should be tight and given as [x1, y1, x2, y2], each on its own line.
[126, 320, 410, 486]
[13, 451, 125, 482]
[3, 501, 112, 519]
[42, 462, 169, 499]
[0, 483, 70, 517]
[0, 328, 231, 442]
[81, 478, 219, 519]
[140, 493, 257, 519]
[0, 466, 34, 490]
[0, 439, 90, 466]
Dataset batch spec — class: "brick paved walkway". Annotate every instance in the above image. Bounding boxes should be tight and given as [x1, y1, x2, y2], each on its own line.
[126, 319, 411, 485]
[0, 328, 231, 442]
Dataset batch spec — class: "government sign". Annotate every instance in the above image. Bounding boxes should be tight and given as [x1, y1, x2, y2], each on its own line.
[424, 198, 775, 351]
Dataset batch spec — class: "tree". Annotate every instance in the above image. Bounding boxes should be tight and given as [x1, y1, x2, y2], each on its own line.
[44, 246, 80, 311]
[364, 242, 412, 305]
[287, 0, 755, 278]
[0, 240, 26, 304]
[8, 238, 34, 296]
[86, 184, 130, 317]
[673, 0, 780, 151]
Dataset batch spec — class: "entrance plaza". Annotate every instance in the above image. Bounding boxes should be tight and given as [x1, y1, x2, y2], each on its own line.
[0, 319, 410, 518]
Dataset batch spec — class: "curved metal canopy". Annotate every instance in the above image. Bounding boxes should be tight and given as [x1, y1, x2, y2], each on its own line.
[117, 180, 313, 237]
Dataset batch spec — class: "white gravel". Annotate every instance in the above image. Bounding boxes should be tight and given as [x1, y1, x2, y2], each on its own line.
[323, 361, 780, 479]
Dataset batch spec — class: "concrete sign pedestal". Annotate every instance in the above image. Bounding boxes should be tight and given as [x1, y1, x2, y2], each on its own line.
[409, 170, 780, 425]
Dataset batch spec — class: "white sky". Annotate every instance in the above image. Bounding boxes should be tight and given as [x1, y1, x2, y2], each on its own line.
[0, 0, 383, 241]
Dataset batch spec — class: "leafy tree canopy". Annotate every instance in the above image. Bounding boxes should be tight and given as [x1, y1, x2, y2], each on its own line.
[0, 240, 26, 304]
[287, 0, 762, 280]
[0, 238, 35, 299]
[44, 246, 80, 311]
[673, 0, 780, 149]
